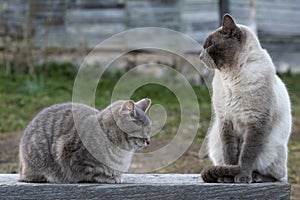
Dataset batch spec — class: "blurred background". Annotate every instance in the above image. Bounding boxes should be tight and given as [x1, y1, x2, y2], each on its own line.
[0, 0, 299, 198]
[1, 0, 299, 71]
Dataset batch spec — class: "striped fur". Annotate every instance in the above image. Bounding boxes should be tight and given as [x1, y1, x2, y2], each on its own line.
[19, 99, 151, 183]
[201, 165, 240, 183]
[201, 165, 277, 183]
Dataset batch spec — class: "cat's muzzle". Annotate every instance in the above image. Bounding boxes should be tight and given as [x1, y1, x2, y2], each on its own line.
[199, 49, 217, 69]
[144, 137, 151, 146]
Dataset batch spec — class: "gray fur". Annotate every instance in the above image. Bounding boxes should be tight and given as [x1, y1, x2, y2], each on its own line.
[200, 14, 292, 183]
[19, 99, 151, 183]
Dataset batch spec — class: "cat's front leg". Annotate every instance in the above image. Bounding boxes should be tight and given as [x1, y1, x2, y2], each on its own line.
[218, 120, 239, 183]
[220, 120, 239, 165]
[235, 120, 270, 184]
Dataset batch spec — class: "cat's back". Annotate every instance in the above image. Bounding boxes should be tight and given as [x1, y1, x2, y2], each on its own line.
[19, 102, 104, 183]
[271, 75, 292, 139]
[34, 102, 97, 118]
[20, 102, 99, 163]
[21, 102, 99, 141]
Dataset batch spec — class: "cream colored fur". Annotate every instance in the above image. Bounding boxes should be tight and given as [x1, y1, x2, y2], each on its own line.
[207, 25, 292, 181]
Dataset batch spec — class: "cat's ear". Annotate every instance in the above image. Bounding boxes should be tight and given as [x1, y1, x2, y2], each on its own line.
[136, 98, 151, 113]
[120, 100, 136, 116]
[222, 14, 237, 34]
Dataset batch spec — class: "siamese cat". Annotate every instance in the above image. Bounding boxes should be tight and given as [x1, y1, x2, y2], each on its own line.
[200, 14, 292, 183]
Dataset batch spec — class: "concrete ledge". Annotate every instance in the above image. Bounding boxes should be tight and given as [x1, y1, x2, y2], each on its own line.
[0, 174, 290, 200]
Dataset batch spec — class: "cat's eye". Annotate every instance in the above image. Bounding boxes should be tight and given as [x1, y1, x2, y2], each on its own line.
[129, 136, 145, 141]
[204, 40, 213, 49]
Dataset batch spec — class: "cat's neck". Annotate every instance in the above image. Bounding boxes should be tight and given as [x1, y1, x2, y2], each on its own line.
[216, 66, 242, 82]
[216, 47, 274, 85]
[97, 113, 133, 152]
[89, 112, 133, 172]
[239, 25, 262, 49]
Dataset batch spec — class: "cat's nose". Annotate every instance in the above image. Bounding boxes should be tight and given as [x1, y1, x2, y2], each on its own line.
[145, 138, 151, 145]
[199, 50, 204, 60]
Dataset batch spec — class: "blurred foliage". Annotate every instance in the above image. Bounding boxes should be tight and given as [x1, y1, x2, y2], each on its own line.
[0, 62, 76, 132]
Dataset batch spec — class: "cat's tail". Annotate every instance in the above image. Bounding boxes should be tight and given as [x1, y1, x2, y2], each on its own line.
[201, 165, 240, 182]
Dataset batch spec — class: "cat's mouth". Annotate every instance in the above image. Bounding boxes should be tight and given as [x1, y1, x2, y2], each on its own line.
[136, 143, 146, 149]
[134, 143, 147, 150]
[199, 49, 217, 69]
[131, 137, 150, 149]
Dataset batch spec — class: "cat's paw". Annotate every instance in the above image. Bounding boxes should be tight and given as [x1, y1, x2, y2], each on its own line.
[217, 176, 234, 183]
[234, 173, 252, 184]
[106, 176, 122, 184]
[113, 176, 122, 184]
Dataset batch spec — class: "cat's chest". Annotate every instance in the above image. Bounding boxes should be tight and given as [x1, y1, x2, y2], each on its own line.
[223, 81, 243, 106]
[213, 71, 260, 125]
[221, 81, 251, 124]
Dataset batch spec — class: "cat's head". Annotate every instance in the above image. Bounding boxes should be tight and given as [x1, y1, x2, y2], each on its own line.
[199, 14, 246, 69]
[113, 98, 152, 150]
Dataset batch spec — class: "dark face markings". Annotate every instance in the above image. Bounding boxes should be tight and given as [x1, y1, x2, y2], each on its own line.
[202, 15, 245, 69]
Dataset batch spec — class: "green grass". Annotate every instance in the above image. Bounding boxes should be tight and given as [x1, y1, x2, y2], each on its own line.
[0, 64, 299, 137]
[0, 63, 212, 138]
[0, 63, 76, 132]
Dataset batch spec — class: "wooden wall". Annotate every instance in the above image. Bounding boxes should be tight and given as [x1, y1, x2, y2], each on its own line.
[0, 0, 299, 50]
[0, 0, 217, 49]
[230, 0, 300, 72]
[230, 0, 300, 39]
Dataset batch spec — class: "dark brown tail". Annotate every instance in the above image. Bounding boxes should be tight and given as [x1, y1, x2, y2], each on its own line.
[201, 165, 240, 183]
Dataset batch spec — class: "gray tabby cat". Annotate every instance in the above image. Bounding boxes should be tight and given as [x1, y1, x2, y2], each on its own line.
[19, 99, 151, 183]
[200, 14, 292, 183]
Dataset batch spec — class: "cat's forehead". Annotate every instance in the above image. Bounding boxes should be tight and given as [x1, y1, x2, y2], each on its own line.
[205, 27, 222, 42]
[205, 24, 246, 44]
[211, 27, 222, 36]
[210, 24, 244, 36]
